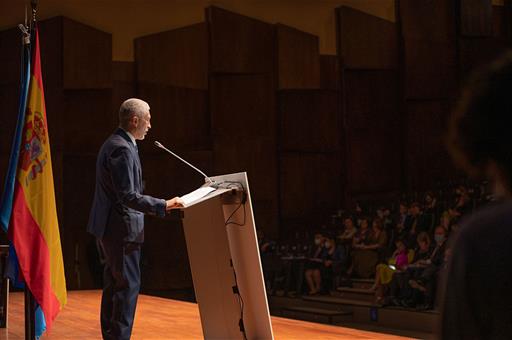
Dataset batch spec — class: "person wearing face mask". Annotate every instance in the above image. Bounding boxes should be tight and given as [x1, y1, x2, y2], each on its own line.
[400, 226, 447, 309]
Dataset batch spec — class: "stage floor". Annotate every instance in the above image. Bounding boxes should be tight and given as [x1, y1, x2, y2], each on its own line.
[0, 291, 409, 339]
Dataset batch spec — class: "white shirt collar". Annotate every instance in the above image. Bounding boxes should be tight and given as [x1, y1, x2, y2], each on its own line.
[121, 128, 137, 146]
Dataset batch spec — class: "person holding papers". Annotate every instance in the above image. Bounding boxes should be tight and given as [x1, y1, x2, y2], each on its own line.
[87, 98, 183, 340]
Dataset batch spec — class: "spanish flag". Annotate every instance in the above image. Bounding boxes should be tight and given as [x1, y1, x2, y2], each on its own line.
[3, 25, 67, 334]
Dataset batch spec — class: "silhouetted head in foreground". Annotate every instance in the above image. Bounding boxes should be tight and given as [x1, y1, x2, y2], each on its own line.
[448, 52, 512, 199]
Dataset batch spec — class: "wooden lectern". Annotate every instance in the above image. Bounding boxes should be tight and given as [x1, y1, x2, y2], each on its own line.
[180, 172, 274, 340]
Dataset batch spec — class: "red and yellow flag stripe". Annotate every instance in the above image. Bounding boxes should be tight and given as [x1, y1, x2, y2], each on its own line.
[9, 26, 67, 331]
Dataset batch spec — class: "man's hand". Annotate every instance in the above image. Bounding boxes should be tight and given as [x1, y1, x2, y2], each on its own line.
[166, 197, 184, 211]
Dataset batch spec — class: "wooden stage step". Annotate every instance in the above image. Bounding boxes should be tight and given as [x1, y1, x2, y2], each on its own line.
[270, 295, 438, 336]
[335, 287, 376, 303]
[302, 294, 376, 307]
[282, 306, 352, 324]
[1, 290, 409, 339]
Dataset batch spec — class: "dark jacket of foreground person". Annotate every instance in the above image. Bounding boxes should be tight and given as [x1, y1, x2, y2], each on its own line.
[441, 200, 512, 339]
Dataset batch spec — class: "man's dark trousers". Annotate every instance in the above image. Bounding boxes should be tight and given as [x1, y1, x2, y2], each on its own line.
[99, 238, 141, 340]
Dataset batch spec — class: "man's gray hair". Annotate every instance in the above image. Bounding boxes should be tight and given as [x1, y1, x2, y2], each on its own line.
[119, 98, 150, 127]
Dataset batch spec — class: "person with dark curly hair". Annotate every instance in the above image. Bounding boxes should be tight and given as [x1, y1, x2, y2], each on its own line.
[441, 52, 512, 339]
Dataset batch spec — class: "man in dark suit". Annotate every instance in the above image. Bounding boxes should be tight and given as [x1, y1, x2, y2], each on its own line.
[87, 98, 182, 340]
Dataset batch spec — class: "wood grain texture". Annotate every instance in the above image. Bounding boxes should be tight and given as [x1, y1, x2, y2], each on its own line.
[276, 24, 320, 89]
[319, 55, 339, 90]
[136, 83, 211, 153]
[207, 6, 274, 74]
[343, 70, 401, 195]
[336, 6, 398, 70]
[404, 100, 458, 190]
[279, 90, 339, 152]
[135, 23, 208, 90]
[210, 74, 276, 138]
[279, 152, 342, 221]
[398, 0, 457, 43]
[403, 39, 457, 99]
[62, 17, 112, 89]
[460, 0, 493, 37]
[0, 291, 408, 339]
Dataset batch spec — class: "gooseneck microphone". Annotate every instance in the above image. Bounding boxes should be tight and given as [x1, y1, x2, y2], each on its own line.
[154, 141, 215, 185]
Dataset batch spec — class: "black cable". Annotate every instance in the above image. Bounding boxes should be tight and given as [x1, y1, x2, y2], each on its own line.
[223, 182, 248, 339]
[223, 181, 247, 227]
[231, 260, 248, 340]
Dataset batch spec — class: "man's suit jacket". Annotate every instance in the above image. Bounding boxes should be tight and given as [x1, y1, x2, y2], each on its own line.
[87, 128, 166, 243]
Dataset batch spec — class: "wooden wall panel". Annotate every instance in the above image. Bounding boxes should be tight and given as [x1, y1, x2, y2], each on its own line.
[112, 61, 136, 125]
[493, 5, 512, 40]
[280, 152, 341, 221]
[346, 131, 402, 195]
[0, 85, 19, 153]
[207, 6, 274, 74]
[344, 70, 399, 130]
[139, 153, 211, 290]
[213, 136, 278, 231]
[319, 55, 339, 90]
[404, 100, 456, 189]
[279, 90, 339, 152]
[61, 90, 114, 153]
[336, 6, 398, 69]
[135, 23, 208, 90]
[62, 18, 112, 89]
[62, 154, 98, 289]
[210, 74, 275, 138]
[142, 216, 192, 290]
[276, 24, 320, 89]
[399, 0, 457, 42]
[0, 27, 21, 86]
[343, 70, 401, 195]
[38, 17, 64, 89]
[460, 0, 493, 37]
[137, 84, 211, 153]
[141, 152, 213, 199]
[403, 39, 457, 99]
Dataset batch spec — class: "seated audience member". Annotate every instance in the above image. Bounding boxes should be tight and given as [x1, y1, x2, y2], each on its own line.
[384, 232, 433, 305]
[352, 216, 371, 248]
[454, 184, 471, 215]
[257, 230, 278, 293]
[338, 216, 357, 244]
[408, 232, 434, 270]
[396, 202, 412, 231]
[407, 202, 430, 246]
[304, 233, 325, 295]
[424, 191, 438, 215]
[400, 226, 447, 309]
[352, 219, 387, 278]
[377, 206, 393, 233]
[372, 238, 409, 302]
[408, 245, 452, 311]
[320, 234, 347, 293]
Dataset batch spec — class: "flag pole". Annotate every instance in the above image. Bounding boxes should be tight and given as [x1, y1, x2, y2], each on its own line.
[24, 287, 35, 340]
[24, 3, 38, 339]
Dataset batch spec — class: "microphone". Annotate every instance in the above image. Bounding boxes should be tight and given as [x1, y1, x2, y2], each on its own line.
[154, 141, 215, 185]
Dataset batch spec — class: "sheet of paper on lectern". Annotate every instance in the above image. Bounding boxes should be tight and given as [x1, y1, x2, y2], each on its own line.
[181, 186, 217, 207]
